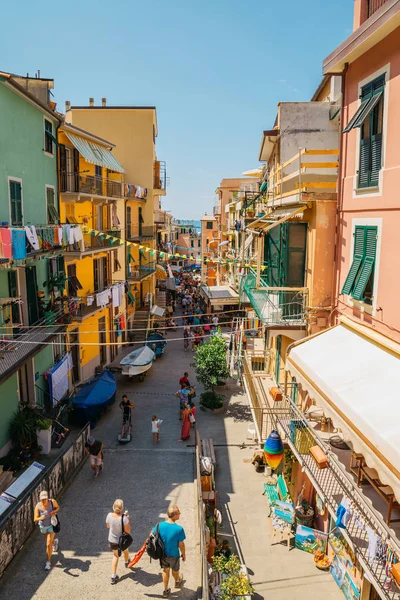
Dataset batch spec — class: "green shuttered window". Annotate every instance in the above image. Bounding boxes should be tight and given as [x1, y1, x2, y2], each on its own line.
[358, 75, 385, 189]
[9, 180, 23, 226]
[341, 226, 377, 303]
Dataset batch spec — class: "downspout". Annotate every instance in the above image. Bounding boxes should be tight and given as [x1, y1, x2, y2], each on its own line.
[329, 63, 349, 326]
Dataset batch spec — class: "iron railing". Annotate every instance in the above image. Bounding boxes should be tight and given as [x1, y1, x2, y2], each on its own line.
[65, 229, 122, 253]
[26, 225, 64, 255]
[368, 0, 390, 17]
[59, 172, 147, 200]
[243, 269, 308, 326]
[127, 262, 157, 281]
[195, 430, 210, 600]
[154, 161, 168, 190]
[128, 225, 156, 241]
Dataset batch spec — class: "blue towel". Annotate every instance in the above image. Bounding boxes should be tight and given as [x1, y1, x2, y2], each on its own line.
[12, 229, 27, 259]
[335, 504, 347, 528]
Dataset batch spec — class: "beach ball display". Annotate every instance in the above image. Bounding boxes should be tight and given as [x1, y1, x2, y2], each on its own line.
[263, 430, 284, 470]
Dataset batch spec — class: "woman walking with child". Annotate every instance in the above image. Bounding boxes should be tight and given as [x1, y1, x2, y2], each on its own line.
[178, 403, 192, 442]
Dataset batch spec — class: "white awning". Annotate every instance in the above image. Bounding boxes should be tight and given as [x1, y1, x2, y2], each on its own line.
[65, 133, 125, 173]
[286, 317, 400, 501]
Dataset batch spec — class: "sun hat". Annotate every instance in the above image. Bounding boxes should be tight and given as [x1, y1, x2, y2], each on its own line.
[40, 490, 49, 500]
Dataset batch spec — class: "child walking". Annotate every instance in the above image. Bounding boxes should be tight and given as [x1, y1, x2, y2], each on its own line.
[189, 402, 196, 428]
[151, 415, 160, 444]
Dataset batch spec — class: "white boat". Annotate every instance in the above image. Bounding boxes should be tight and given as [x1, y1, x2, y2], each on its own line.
[120, 346, 155, 379]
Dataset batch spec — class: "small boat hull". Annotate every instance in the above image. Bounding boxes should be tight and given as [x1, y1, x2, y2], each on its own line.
[120, 346, 155, 379]
[121, 361, 153, 378]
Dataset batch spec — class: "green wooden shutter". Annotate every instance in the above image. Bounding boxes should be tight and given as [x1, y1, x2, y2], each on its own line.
[341, 227, 365, 294]
[10, 181, 23, 226]
[370, 133, 382, 187]
[286, 223, 307, 287]
[126, 206, 132, 238]
[93, 259, 99, 291]
[265, 226, 281, 287]
[26, 266, 39, 325]
[352, 227, 377, 301]
[358, 138, 371, 188]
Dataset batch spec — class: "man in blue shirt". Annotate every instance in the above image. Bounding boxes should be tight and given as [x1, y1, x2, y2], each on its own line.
[155, 505, 186, 597]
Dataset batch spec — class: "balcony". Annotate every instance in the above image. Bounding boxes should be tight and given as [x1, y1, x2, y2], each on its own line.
[65, 229, 122, 256]
[154, 161, 168, 195]
[154, 209, 170, 227]
[25, 225, 64, 257]
[71, 294, 112, 321]
[128, 225, 156, 241]
[242, 353, 400, 600]
[243, 269, 308, 326]
[368, 0, 390, 17]
[0, 310, 66, 381]
[60, 173, 147, 201]
[127, 262, 156, 281]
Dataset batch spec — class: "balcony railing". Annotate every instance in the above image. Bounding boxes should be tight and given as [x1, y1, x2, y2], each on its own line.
[154, 209, 170, 226]
[60, 173, 147, 201]
[127, 225, 156, 241]
[0, 310, 66, 380]
[243, 269, 308, 326]
[154, 161, 168, 191]
[243, 355, 400, 600]
[127, 262, 156, 281]
[65, 229, 122, 253]
[368, 0, 389, 17]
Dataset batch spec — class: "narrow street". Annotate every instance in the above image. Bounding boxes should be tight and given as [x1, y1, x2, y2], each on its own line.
[0, 334, 200, 600]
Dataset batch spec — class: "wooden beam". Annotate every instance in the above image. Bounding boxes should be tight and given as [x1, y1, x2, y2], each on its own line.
[257, 286, 308, 292]
[295, 181, 337, 189]
[300, 162, 339, 169]
[301, 149, 339, 156]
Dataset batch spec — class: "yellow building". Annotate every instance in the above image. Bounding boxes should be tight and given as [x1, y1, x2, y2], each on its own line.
[64, 99, 166, 333]
[58, 122, 127, 382]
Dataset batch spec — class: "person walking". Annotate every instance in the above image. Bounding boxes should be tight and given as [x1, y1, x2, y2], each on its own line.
[212, 314, 219, 331]
[119, 394, 135, 438]
[183, 326, 190, 351]
[33, 490, 60, 571]
[106, 499, 132, 585]
[178, 404, 191, 442]
[85, 436, 104, 477]
[179, 372, 191, 388]
[154, 505, 186, 597]
[152, 414, 160, 444]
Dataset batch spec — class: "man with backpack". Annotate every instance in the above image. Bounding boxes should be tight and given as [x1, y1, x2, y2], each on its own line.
[148, 505, 186, 598]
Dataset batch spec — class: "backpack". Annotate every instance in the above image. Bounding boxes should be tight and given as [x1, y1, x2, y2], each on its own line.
[118, 514, 133, 556]
[146, 523, 165, 560]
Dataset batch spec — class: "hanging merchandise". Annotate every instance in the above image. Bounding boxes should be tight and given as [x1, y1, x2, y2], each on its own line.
[25, 225, 39, 251]
[48, 352, 72, 406]
[263, 430, 284, 470]
[12, 229, 27, 260]
[335, 496, 352, 529]
[0, 228, 12, 259]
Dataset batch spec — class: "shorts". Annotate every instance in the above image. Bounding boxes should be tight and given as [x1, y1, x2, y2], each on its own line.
[122, 414, 132, 425]
[160, 555, 180, 572]
[90, 455, 102, 466]
[109, 542, 119, 551]
[39, 525, 54, 535]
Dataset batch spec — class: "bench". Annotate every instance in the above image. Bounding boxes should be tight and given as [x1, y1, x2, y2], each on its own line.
[201, 439, 216, 467]
[263, 474, 290, 516]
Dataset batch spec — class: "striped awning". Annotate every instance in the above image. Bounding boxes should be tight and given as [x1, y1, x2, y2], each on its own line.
[155, 264, 167, 280]
[65, 133, 125, 173]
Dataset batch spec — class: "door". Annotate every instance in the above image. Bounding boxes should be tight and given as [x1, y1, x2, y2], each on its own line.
[138, 207, 143, 237]
[17, 364, 29, 406]
[70, 328, 80, 384]
[275, 335, 281, 385]
[99, 317, 107, 365]
[8, 270, 20, 329]
[25, 266, 39, 325]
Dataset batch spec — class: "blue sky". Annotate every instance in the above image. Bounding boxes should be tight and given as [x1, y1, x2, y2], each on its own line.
[1, 0, 353, 219]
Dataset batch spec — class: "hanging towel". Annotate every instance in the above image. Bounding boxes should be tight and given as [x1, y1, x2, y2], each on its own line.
[366, 527, 379, 563]
[0, 228, 13, 259]
[87, 295, 94, 307]
[68, 227, 75, 245]
[12, 229, 27, 260]
[120, 314, 125, 330]
[73, 226, 85, 252]
[62, 225, 70, 246]
[57, 227, 63, 245]
[335, 496, 352, 529]
[112, 285, 120, 308]
[25, 226, 39, 251]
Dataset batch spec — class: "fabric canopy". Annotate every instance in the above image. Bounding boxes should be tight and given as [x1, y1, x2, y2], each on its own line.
[286, 318, 400, 501]
[155, 264, 167, 280]
[65, 133, 125, 173]
[242, 168, 263, 177]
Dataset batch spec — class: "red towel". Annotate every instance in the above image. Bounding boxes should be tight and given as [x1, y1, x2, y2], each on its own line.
[128, 541, 147, 567]
[0, 228, 12, 259]
[120, 314, 126, 330]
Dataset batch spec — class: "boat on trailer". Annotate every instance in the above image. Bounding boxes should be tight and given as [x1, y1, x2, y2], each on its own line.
[120, 345, 155, 380]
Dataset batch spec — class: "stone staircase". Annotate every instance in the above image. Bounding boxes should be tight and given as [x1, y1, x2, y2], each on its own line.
[128, 309, 149, 344]
[155, 290, 166, 308]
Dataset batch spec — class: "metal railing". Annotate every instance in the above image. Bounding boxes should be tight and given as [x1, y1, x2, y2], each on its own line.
[243, 270, 308, 326]
[128, 262, 157, 281]
[0, 424, 90, 577]
[65, 229, 121, 253]
[368, 0, 390, 17]
[154, 161, 168, 190]
[128, 225, 156, 240]
[195, 430, 210, 600]
[60, 173, 147, 200]
[26, 225, 64, 255]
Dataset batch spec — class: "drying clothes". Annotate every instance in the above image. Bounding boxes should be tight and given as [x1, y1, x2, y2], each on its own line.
[335, 496, 352, 529]
[0, 228, 12, 259]
[112, 285, 120, 308]
[68, 227, 75, 245]
[12, 229, 27, 260]
[111, 203, 120, 228]
[25, 226, 39, 251]
[73, 226, 85, 252]
[57, 227, 63, 245]
[353, 509, 365, 531]
[87, 296, 94, 307]
[119, 314, 125, 330]
[62, 225, 70, 246]
[366, 527, 380, 563]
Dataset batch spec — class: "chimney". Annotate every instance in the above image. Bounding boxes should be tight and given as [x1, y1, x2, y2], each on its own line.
[102, 97, 107, 107]
[37, 69, 41, 78]
[89, 97, 94, 107]
[65, 100, 71, 112]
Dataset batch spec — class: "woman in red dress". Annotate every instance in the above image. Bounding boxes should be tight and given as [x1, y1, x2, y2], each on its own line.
[178, 403, 191, 442]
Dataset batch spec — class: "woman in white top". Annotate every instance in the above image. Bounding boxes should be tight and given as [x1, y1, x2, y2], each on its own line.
[106, 499, 131, 585]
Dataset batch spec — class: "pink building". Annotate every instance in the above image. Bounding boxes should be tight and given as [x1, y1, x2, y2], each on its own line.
[324, 0, 400, 341]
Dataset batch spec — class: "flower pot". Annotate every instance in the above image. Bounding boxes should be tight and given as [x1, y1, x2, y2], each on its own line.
[37, 428, 52, 455]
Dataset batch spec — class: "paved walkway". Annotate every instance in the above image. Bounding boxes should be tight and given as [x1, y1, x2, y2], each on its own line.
[0, 332, 200, 600]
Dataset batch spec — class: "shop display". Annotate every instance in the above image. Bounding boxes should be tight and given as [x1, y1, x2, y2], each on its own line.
[294, 525, 328, 554]
[263, 430, 284, 470]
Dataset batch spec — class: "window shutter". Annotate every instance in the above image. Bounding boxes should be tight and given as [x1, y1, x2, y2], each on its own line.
[94, 259, 99, 292]
[102, 257, 108, 288]
[59, 145, 67, 192]
[358, 138, 371, 188]
[370, 133, 382, 186]
[265, 226, 281, 287]
[353, 226, 378, 301]
[286, 223, 307, 287]
[341, 227, 365, 295]
[73, 149, 80, 192]
[126, 206, 132, 238]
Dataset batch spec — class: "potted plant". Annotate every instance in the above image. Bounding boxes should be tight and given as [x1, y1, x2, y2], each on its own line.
[9, 407, 38, 448]
[36, 418, 53, 455]
[193, 334, 229, 411]
[213, 554, 254, 599]
[200, 391, 224, 413]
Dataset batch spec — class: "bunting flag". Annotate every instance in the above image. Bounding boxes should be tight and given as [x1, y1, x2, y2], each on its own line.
[81, 226, 266, 268]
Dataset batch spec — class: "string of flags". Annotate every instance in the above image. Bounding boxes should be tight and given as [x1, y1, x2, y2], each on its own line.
[82, 226, 267, 270]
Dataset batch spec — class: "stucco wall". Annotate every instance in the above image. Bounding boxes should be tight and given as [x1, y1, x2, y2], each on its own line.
[0, 373, 19, 456]
[338, 26, 400, 340]
[0, 82, 58, 226]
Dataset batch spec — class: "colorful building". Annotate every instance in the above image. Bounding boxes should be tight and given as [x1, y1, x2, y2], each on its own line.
[57, 121, 127, 382]
[200, 214, 219, 285]
[0, 72, 65, 455]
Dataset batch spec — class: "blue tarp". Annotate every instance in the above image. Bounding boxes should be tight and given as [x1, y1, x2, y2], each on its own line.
[71, 370, 117, 428]
[146, 333, 167, 355]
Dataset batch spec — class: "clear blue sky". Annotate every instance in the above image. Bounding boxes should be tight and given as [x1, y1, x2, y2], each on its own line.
[1, 0, 353, 220]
